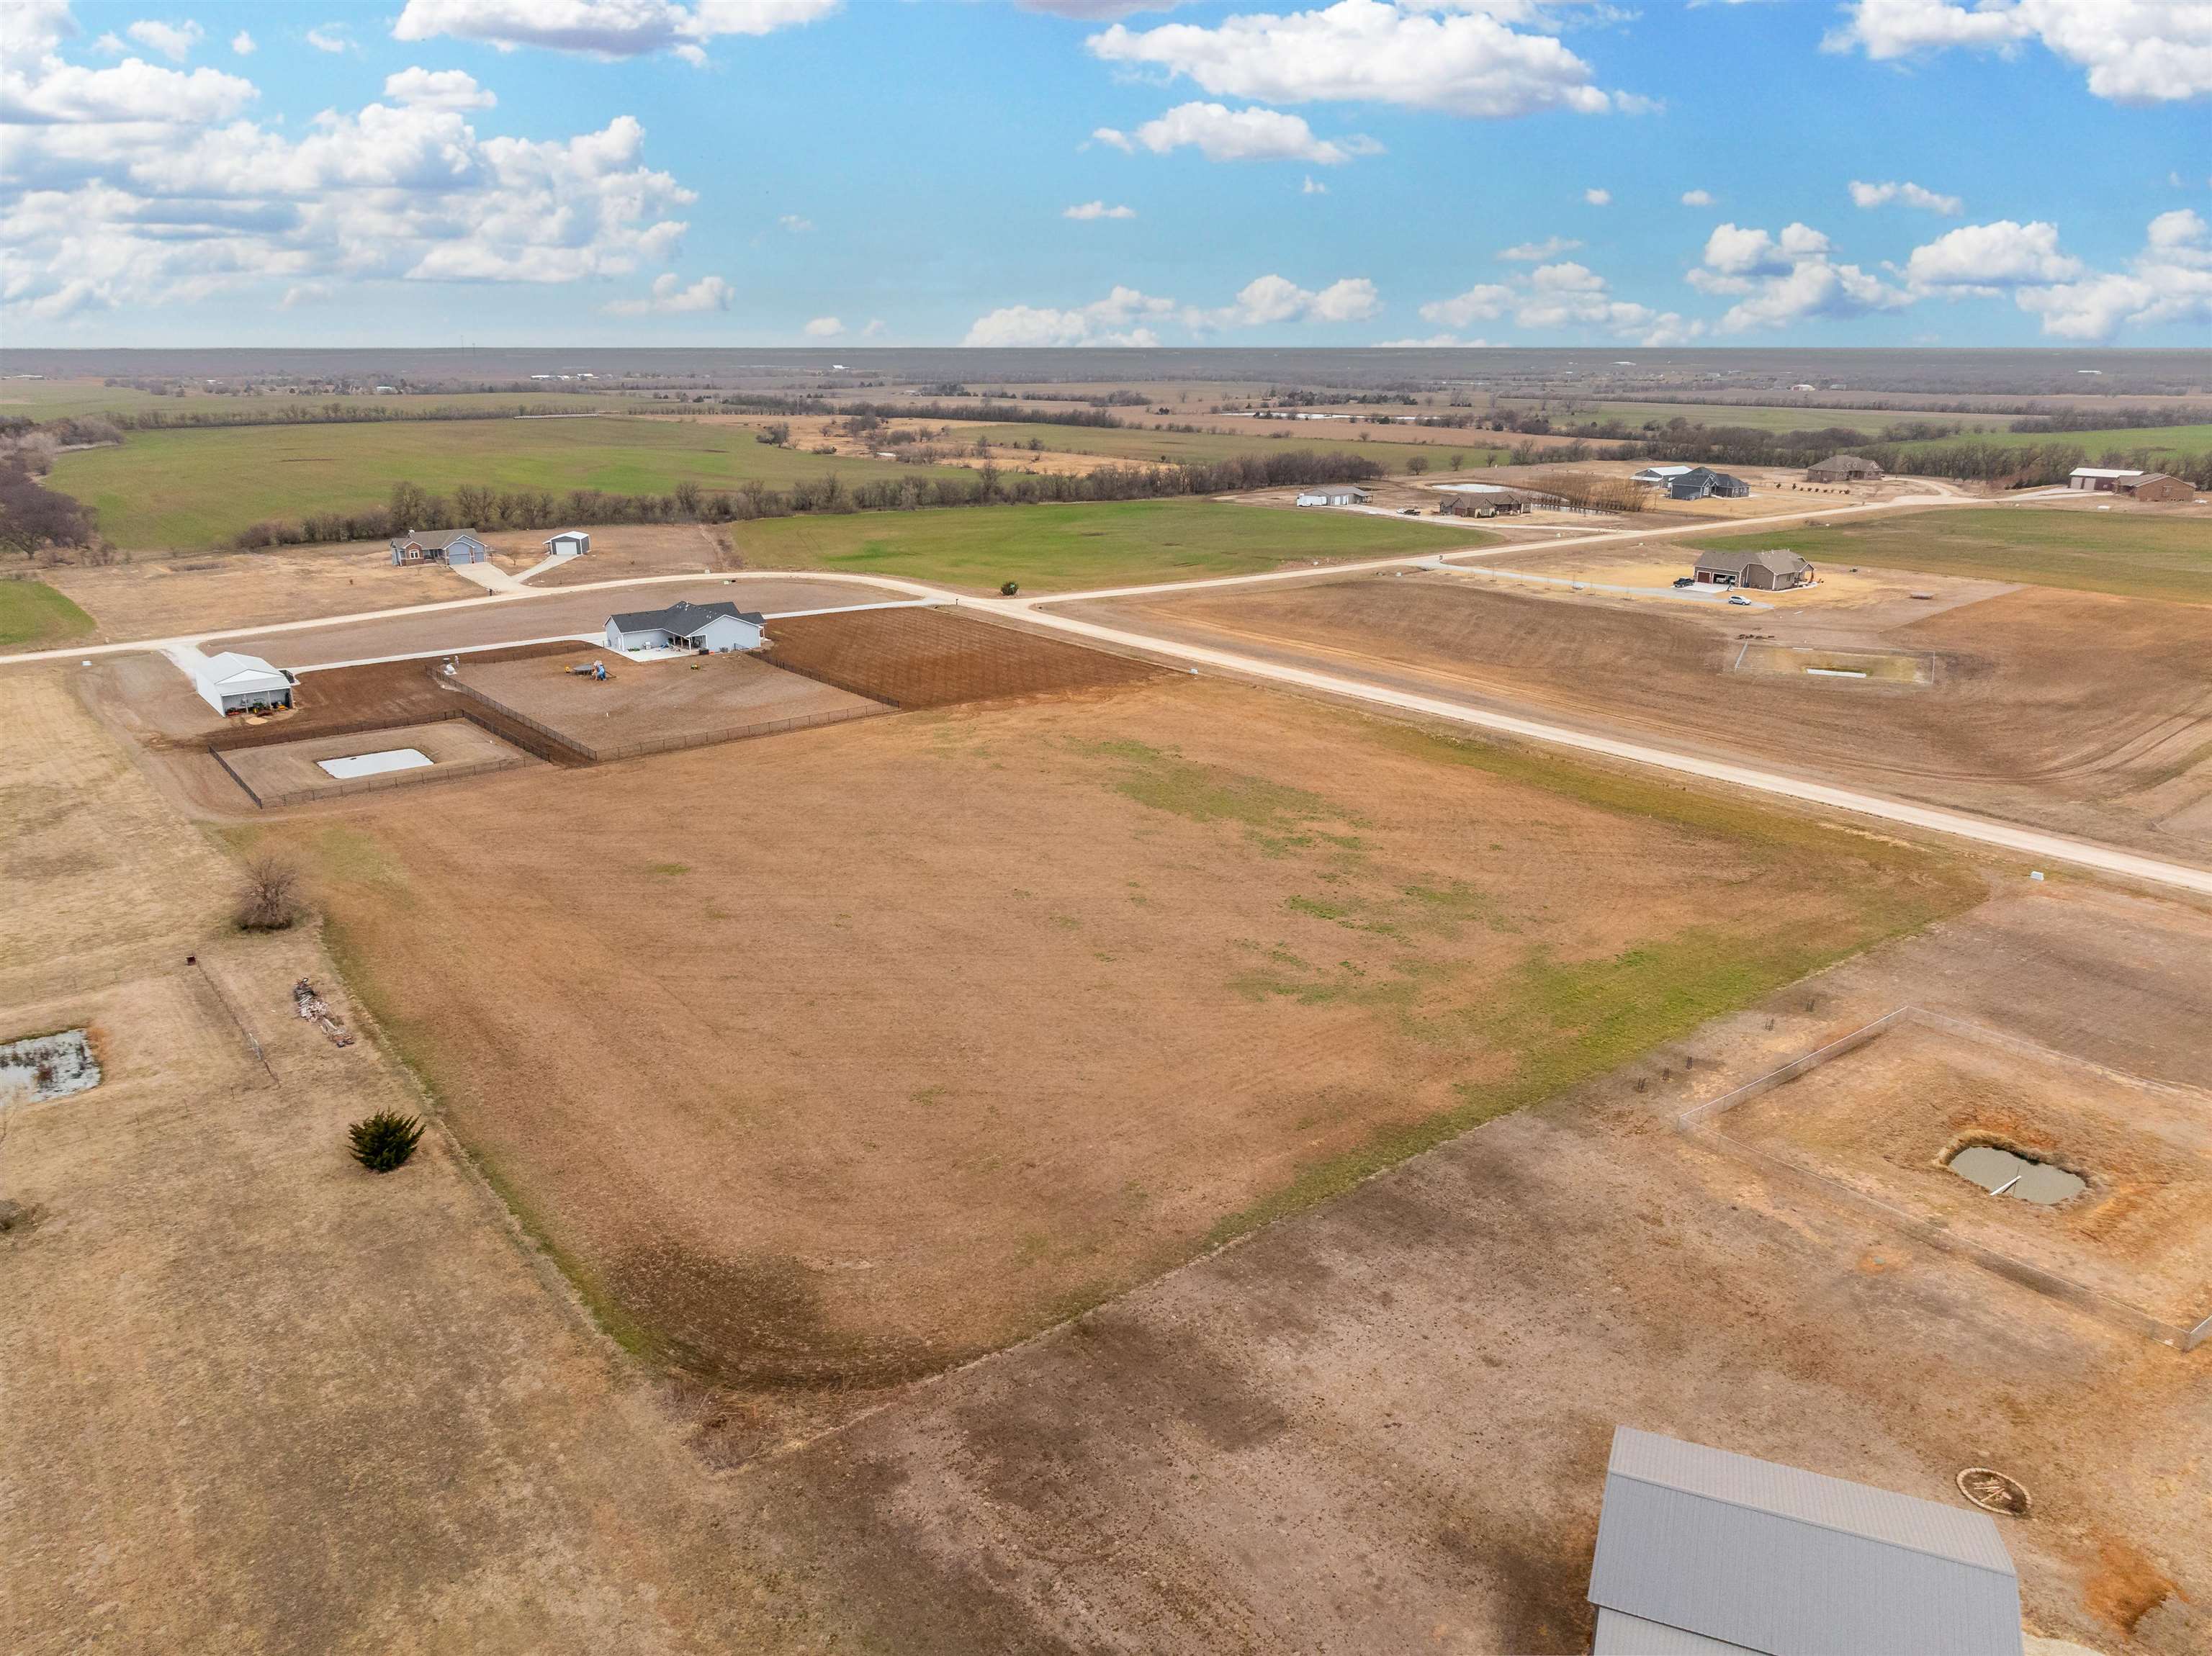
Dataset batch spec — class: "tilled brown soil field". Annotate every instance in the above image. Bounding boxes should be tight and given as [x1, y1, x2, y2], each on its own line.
[767, 606, 1167, 707]
[261, 676, 1979, 1449]
[1087, 573, 2212, 855]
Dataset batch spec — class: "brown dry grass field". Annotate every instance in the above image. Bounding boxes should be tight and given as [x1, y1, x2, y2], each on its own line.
[0, 665, 835, 1652]
[39, 541, 443, 642]
[732, 882, 2212, 1656]
[1085, 571, 2212, 856]
[248, 675, 1983, 1441]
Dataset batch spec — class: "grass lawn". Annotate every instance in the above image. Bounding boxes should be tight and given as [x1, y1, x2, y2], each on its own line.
[1690, 507, 2212, 604]
[735, 497, 1486, 591]
[48, 418, 964, 550]
[948, 420, 1513, 473]
[0, 579, 97, 649]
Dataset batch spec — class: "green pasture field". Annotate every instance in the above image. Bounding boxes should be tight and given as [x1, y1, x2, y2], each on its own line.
[736, 497, 1485, 592]
[945, 420, 1514, 472]
[1690, 507, 2211, 604]
[0, 580, 97, 650]
[48, 419, 964, 549]
[1895, 423, 2212, 462]
[0, 377, 639, 423]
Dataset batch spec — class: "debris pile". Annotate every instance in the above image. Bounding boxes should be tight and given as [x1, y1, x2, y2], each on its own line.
[0, 1029, 102, 1106]
[293, 979, 356, 1048]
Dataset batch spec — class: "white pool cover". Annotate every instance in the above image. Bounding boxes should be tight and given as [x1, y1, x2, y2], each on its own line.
[318, 747, 433, 779]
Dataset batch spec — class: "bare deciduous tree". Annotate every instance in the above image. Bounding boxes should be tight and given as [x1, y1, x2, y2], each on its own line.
[235, 855, 304, 932]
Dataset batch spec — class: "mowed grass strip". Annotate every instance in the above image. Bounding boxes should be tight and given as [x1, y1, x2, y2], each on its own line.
[1690, 507, 2212, 603]
[946, 420, 1513, 471]
[47, 418, 964, 550]
[0, 580, 96, 649]
[736, 497, 1485, 590]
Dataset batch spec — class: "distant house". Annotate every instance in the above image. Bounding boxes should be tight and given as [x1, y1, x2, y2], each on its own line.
[1587, 1427, 2023, 1656]
[389, 527, 489, 566]
[1806, 454, 1882, 483]
[192, 651, 296, 716]
[2067, 467, 2144, 492]
[1295, 486, 1371, 508]
[1434, 485, 1545, 517]
[605, 600, 765, 654]
[1693, 549, 1812, 590]
[1632, 464, 1698, 487]
[2121, 472, 2195, 503]
[1667, 467, 1751, 501]
[544, 530, 591, 557]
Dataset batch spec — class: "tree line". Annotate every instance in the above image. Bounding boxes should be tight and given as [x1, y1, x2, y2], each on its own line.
[229, 449, 1388, 550]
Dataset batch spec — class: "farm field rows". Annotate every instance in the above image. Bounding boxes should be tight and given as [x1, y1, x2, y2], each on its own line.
[1689, 507, 2212, 604]
[46, 417, 966, 550]
[259, 676, 1980, 1429]
[733, 496, 1481, 591]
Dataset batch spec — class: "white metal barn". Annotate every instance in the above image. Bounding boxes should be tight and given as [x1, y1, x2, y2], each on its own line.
[1587, 1427, 2023, 1655]
[1295, 486, 1371, 507]
[544, 530, 590, 556]
[604, 600, 766, 654]
[193, 652, 297, 715]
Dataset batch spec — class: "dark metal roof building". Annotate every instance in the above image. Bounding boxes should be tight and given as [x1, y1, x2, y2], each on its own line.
[1588, 1427, 2022, 1656]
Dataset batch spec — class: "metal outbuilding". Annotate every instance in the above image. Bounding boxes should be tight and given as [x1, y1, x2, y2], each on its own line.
[192, 651, 297, 715]
[1587, 1427, 2023, 1656]
[544, 529, 591, 556]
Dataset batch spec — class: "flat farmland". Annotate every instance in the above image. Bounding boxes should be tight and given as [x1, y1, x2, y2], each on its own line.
[1493, 399, 2012, 434]
[1690, 507, 2212, 603]
[945, 420, 1512, 469]
[1086, 570, 2212, 855]
[767, 608, 1166, 707]
[1897, 423, 2212, 463]
[261, 677, 1978, 1430]
[734, 497, 1483, 591]
[47, 417, 966, 551]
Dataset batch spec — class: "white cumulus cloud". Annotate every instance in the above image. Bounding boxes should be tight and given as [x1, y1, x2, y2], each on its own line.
[1498, 235, 1581, 261]
[394, 0, 840, 60]
[1064, 199, 1137, 219]
[382, 67, 498, 111]
[1825, 0, 2212, 105]
[1680, 188, 1714, 207]
[230, 30, 255, 55]
[1, 37, 703, 326]
[1186, 273, 1378, 330]
[1421, 261, 1692, 344]
[964, 284, 1177, 346]
[1301, 175, 1327, 194]
[125, 19, 202, 62]
[1584, 187, 1611, 206]
[1093, 101, 1375, 163]
[1979, 210, 2212, 338]
[1904, 219, 2081, 290]
[1849, 178, 1963, 215]
[305, 24, 352, 53]
[606, 274, 733, 315]
[1087, 0, 1625, 119]
[802, 314, 842, 336]
[1689, 220, 1910, 330]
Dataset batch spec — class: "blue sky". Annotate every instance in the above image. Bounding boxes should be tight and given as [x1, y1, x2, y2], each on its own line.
[4, 0, 2208, 348]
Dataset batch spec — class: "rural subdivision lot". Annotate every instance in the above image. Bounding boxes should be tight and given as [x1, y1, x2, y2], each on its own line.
[5, 436, 2209, 1656]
